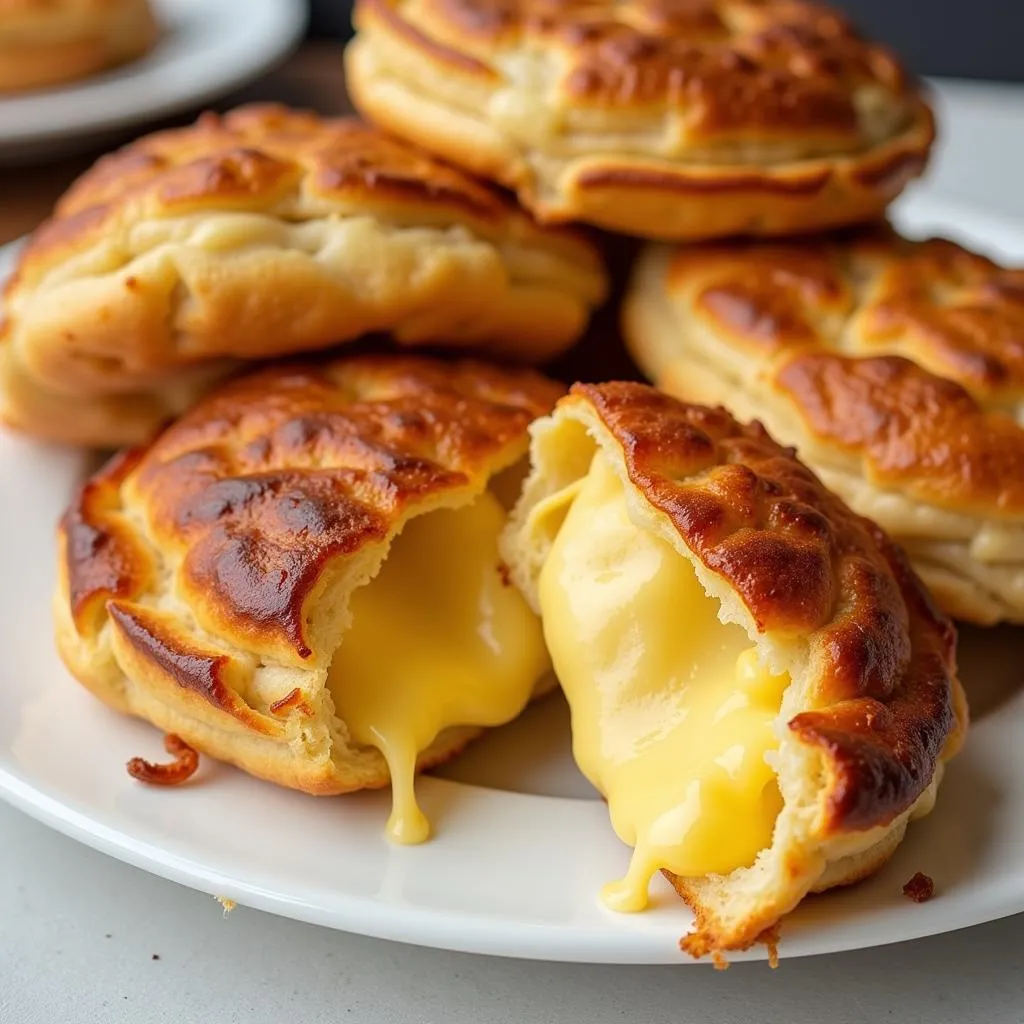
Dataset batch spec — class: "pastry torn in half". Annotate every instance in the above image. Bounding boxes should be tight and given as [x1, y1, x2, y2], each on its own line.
[347, 0, 934, 241]
[0, 0, 158, 94]
[501, 381, 966, 957]
[1, 104, 606, 447]
[55, 355, 561, 843]
[624, 226, 1024, 624]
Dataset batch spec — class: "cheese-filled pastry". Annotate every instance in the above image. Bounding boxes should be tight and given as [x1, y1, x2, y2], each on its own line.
[0, 0, 157, 94]
[1, 104, 605, 447]
[501, 381, 966, 957]
[347, 0, 933, 241]
[55, 355, 561, 843]
[624, 226, 1024, 624]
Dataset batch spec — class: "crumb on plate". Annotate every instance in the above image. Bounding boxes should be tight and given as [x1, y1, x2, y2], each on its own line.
[903, 872, 935, 903]
[126, 734, 199, 786]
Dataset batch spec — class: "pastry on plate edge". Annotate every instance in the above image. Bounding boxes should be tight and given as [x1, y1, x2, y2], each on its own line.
[55, 354, 562, 844]
[501, 380, 967, 957]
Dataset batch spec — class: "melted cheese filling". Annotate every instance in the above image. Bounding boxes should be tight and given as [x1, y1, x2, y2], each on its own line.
[536, 452, 788, 912]
[329, 490, 549, 844]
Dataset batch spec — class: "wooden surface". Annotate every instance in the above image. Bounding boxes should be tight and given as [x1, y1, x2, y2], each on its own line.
[0, 44, 352, 246]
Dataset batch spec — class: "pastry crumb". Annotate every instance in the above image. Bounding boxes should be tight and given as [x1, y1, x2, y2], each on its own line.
[127, 734, 199, 786]
[760, 924, 781, 968]
[496, 560, 513, 588]
[215, 896, 237, 916]
[902, 872, 935, 903]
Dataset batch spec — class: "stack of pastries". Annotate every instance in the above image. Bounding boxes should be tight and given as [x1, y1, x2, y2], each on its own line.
[6, 0, 1001, 961]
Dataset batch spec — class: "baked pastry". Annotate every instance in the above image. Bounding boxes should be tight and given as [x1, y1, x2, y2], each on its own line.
[346, 0, 934, 240]
[55, 354, 561, 843]
[1, 104, 606, 447]
[501, 381, 966, 957]
[0, 0, 157, 94]
[624, 226, 1024, 625]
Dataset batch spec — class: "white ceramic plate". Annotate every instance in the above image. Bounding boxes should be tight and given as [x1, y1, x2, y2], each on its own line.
[1, 193, 1023, 965]
[0, 0, 307, 164]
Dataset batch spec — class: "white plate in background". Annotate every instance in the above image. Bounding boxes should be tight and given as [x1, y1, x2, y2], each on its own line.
[0, 194, 1023, 964]
[0, 0, 307, 164]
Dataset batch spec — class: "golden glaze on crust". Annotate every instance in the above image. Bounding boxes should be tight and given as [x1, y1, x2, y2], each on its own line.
[624, 227, 1024, 623]
[502, 381, 964, 956]
[571, 382, 959, 833]
[347, 0, 933, 239]
[56, 354, 562, 795]
[0, 104, 605, 447]
[0, 0, 157, 93]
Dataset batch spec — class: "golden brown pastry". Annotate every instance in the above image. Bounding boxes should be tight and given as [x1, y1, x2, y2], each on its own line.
[501, 381, 966, 958]
[346, 0, 933, 240]
[0, 0, 157, 93]
[624, 225, 1024, 625]
[56, 354, 561, 844]
[1, 104, 606, 447]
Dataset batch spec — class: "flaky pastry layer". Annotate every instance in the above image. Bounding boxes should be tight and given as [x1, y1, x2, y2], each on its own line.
[1, 105, 605, 446]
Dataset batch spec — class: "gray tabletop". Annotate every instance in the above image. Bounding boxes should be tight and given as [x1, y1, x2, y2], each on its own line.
[3, 79, 1024, 1024]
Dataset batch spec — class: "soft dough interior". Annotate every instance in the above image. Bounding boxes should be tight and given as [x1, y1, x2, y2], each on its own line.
[532, 449, 788, 911]
[327, 487, 550, 844]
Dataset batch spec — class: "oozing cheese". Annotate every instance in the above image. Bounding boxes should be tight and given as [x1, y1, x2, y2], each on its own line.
[329, 490, 549, 844]
[536, 452, 788, 912]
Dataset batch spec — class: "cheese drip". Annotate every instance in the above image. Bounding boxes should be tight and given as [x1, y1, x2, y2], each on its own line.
[536, 452, 788, 912]
[330, 490, 549, 844]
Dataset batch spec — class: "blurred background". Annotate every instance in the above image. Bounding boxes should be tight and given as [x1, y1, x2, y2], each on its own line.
[309, 0, 1024, 81]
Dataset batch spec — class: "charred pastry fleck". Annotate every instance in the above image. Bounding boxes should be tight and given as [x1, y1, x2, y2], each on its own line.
[903, 871, 935, 903]
[126, 733, 199, 786]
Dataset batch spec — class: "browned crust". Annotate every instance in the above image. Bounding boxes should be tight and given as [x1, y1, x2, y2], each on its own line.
[61, 355, 563, 677]
[107, 602, 263, 727]
[573, 105, 931, 201]
[777, 355, 1024, 515]
[788, 520, 958, 831]
[575, 164, 834, 197]
[14, 105, 576, 276]
[347, 1, 933, 238]
[559, 100, 933, 241]
[675, 819, 904, 960]
[358, 0, 497, 78]
[362, 0, 910, 128]
[268, 688, 316, 717]
[63, 447, 154, 634]
[661, 226, 1024, 516]
[571, 381, 961, 834]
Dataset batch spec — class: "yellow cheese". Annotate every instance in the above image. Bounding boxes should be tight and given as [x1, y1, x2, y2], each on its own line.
[537, 452, 787, 912]
[329, 490, 550, 845]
